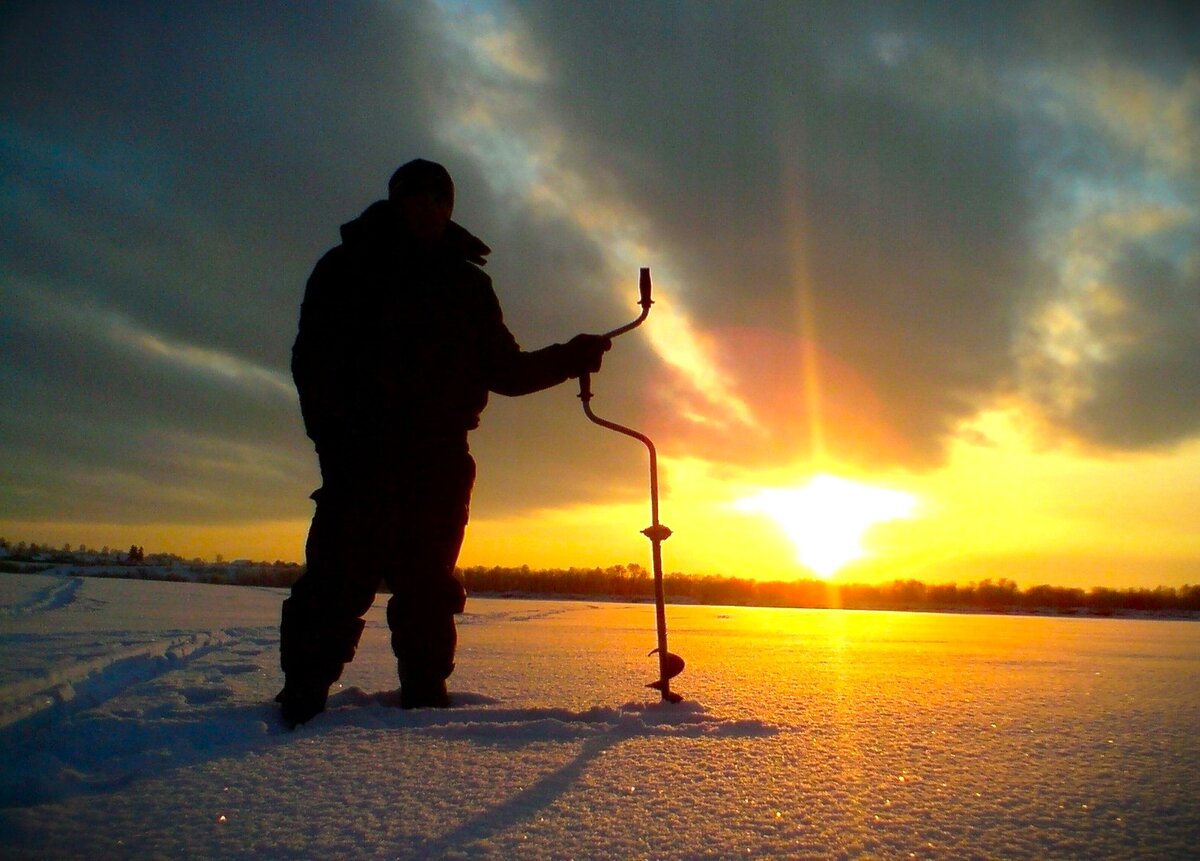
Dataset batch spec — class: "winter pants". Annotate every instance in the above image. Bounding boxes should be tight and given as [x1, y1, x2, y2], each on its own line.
[279, 449, 475, 690]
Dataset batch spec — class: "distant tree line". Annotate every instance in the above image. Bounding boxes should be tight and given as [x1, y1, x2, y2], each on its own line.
[460, 566, 1200, 616]
[1, 539, 175, 566]
[3, 538, 1197, 615]
[0, 538, 302, 586]
[460, 563, 656, 599]
[105, 563, 303, 589]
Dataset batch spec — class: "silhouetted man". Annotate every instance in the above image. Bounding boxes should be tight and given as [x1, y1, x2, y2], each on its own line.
[278, 159, 611, 726]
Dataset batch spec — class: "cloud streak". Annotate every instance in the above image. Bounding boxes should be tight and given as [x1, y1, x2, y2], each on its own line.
[431, 0, 758, 434]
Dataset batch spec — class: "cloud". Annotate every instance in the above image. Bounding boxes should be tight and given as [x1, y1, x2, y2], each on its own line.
[1011, 47, 1200, 450]
[1060, 219, 1200, 448]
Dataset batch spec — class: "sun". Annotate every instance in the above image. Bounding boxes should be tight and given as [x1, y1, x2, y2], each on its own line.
[734, 474, 918, 578]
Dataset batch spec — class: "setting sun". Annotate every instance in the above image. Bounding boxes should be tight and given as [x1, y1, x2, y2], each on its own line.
[733, 475, 918, 578]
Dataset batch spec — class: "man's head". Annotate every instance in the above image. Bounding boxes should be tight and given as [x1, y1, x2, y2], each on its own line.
[389, 159, 454, 241]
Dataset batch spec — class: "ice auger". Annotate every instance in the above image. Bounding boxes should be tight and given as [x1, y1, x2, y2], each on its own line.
[578, 268, 684, 703]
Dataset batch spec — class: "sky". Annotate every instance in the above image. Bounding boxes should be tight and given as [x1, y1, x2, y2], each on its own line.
[2, 1, 1198, 588]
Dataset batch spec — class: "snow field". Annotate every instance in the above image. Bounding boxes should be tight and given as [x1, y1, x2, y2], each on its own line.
[0, 572, 1197, 859]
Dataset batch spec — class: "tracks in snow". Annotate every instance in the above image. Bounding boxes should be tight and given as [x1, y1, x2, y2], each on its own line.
[0, 629, 239, 732]
[0, 575, 84, 617]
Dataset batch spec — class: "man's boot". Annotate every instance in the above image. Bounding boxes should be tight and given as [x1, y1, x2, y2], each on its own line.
[398, 674, 451, 709]
[389, 600, 457, 709]
[278, 600, 366, 727]
[276, 678, 330, 728]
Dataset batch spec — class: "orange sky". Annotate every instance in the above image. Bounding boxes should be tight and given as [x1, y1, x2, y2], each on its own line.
[461, 408, 1200, 589]
[12, 399, 1198, 591]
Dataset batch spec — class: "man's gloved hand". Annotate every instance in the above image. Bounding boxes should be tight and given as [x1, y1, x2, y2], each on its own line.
[564, 333, 613, 377]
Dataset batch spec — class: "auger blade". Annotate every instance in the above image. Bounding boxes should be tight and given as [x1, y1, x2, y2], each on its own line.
[649, 648, 685, 680]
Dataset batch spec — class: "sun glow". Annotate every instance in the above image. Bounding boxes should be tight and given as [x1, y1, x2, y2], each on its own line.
[734, 475, 918, 578]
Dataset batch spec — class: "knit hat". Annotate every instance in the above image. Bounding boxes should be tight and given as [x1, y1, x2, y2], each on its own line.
[387, 159, 455, 204]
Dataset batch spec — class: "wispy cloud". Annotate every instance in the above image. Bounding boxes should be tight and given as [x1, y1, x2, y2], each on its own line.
[431, 0, 757, 431]
[106, 318, 295, 403]
[14, 285, 295, 405]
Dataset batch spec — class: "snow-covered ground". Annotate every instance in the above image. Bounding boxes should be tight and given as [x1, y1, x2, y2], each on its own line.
[0, 572, 1196, 860]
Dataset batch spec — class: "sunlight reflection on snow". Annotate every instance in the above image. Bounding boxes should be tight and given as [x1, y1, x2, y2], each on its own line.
[0, 577, 1196, 859]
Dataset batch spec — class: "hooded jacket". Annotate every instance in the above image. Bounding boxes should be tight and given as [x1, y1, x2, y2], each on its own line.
[292, 201, 577, 461]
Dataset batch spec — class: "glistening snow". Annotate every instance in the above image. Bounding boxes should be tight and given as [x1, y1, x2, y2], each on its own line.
[0, 572, 1197, 859]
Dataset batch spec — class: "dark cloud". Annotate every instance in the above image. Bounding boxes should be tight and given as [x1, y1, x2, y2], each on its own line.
[1026, 0, 1200, 73]
[1, 2, 444, 358]
[1071, 234, 1200, 448]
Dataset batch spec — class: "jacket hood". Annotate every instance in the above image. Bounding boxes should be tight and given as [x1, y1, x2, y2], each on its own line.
[339, 200, 491, 266]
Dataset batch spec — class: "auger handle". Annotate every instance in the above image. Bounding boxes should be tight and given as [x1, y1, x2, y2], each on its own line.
[602, 268, 653, 339]
[638, 266, 653, 308]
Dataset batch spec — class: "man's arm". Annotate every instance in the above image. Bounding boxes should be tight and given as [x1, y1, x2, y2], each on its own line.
[478, 289, 611, 396]
[292, 254, 351, 444]
[486, 337, 611, 396]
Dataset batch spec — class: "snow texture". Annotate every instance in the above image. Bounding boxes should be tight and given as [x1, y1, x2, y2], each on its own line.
[0, 572, 1197, 859]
